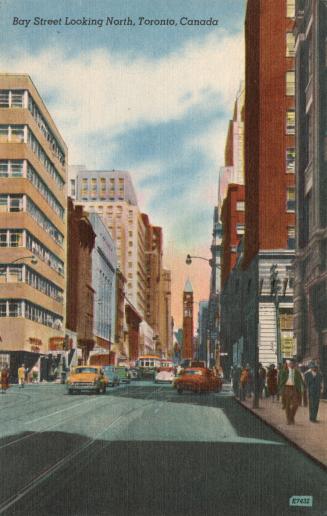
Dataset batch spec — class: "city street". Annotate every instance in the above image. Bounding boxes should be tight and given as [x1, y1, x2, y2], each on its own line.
[0, 383, 326, 516]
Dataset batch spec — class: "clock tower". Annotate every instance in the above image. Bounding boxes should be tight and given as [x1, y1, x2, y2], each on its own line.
[182, 279, 193, 360]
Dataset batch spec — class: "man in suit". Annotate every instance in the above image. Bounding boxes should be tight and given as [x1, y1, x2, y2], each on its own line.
[278, 359, 304, 425]
[305, 362, 323, 423]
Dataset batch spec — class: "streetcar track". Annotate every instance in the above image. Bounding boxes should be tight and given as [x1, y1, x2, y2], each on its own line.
[0, 384, 166, 515]
[0, 393, 128, 451]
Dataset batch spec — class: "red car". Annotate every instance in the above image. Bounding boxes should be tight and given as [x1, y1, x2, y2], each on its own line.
[174, 367, 222, 394]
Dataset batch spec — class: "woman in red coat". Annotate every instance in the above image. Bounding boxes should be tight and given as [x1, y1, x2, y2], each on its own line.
[1, 365, 10, 393]
[267, 364, 278, 401]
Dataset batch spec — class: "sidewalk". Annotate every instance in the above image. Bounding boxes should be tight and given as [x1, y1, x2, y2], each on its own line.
[238, 395, 327, 469]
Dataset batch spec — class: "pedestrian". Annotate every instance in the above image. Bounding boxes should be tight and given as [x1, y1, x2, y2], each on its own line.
[258, 363, 266, 399]
[299, 364, 308, 407]
[267, 364, 278, 401]
[240, 365, 250, 401]
[0, 364, 10, 393]
[18, 363, 26, 388]
[32, 365, 39, 383]
[232, 366, 242, 397]
[278, 359, 304, 425]
[305, 362, 323, 423]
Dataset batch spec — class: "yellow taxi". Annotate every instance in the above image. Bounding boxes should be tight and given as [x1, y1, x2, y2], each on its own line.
[66, 365, 108, 394]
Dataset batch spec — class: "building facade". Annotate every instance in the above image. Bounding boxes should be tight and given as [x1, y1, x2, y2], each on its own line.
[197, 300, 209, 363]
[72, 168, 147, 318]
[66, 199, 95, 363]
[238, 0, 297, 368]
[182, 279, 193, 360]
[221, 184, 245, 289]
[88, 212, 117, 356]
[0, 74, 67, 378]
[294, 0, 327, 391]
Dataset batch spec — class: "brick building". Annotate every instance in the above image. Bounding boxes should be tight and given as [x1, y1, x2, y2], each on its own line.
[66, 199, 95, 363]
[220, 184, 245, 289]
[240, 0, 296, 367]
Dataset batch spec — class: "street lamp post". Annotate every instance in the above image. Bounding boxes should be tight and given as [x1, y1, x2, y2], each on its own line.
[8, 255, 38, 265]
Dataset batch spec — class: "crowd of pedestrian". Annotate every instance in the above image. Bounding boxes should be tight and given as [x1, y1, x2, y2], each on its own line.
[232, 359, 324, 424]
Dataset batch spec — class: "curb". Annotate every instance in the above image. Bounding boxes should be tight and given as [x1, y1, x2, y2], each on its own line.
[235, 397, 327, 472]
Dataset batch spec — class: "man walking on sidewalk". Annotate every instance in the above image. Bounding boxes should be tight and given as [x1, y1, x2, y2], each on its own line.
[305, 362, 323, 423]
[278, 359, 304, 425]
[18, 364, 26, 388]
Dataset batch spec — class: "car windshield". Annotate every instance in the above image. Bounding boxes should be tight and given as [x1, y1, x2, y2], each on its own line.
[74, 367, 98, 374]
[184, 370, 203, 376]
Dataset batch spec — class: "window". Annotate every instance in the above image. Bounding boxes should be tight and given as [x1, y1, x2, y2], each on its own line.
[286, 148, 295, 173]
[286, 71, 295, 96]
[9, 196, 23, 212]
[286, 0, 295, 17]
[0, 196, 7, 212]
[286, 187, 296, 212]
[286, 33, 295, 57]
[236, 224, 245, 235]
[11, 91, 24, 108]
[0, 267, 6, 283]
[286, 109, 295, 134]
[236, 201, 245, 211]
[7, 266, 22, 282]
[11, 125, 25, 142]
[8, 301, 21, 317]
[288, 226, 296, 249]
[0, 302, 6, 317]
[0, 91, 9, 108]
[0, 126, 9, 142]
[10, 231, 23, 247]
[0, 231, 7, 247]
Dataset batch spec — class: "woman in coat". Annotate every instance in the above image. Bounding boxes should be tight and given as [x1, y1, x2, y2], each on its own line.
[1, 365, 10, 393]
[267, 364, 278, 401]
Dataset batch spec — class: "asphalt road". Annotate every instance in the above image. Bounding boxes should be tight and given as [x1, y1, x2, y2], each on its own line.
[0, 382, 326, 516]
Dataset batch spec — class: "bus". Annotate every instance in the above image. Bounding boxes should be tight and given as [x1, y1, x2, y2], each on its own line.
[136, 355, 161, 380]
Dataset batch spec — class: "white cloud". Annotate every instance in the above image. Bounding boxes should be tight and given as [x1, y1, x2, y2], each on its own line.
[1, 30, 244, 166]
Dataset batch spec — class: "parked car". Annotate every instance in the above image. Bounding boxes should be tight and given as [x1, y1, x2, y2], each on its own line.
[155, 369, 175, 384]
[173, 367, 222, 394]
[66, 366, 108, 394]
[102, 366, 120, 387]
[115, 367, 131, 384]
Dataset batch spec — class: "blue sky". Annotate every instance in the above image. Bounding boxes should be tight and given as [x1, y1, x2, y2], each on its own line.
[0, 0, 245, 323]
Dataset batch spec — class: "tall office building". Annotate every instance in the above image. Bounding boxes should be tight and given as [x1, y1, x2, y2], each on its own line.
[72, 169, 146, 318]
[294, 0, 327, 390]
[0, 74, 67, 376]
[241, 0, 296, 366]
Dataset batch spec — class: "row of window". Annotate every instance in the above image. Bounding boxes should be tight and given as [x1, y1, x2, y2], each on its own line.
[0, 194, 63, 246]
[0, 90, 24, 108]
[0, 160, 64, 219]
[26, 232, 64, 275]
[27, 128, 65, 189]
[0, 299, 63, 328]
[0, 229, 64, 275]
[0, 90, 65, 166]
[28, 94, 65, 165]
[27, 163, 64, 219]
[0, 264, 63, 302]
[26, 197, 64, 246]
[0, 125, 64, 189]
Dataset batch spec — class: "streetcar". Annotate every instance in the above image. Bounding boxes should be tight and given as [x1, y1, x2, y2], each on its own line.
[135, 354, 161, 380]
